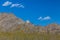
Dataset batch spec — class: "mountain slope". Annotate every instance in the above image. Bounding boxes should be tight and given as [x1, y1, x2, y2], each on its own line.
[0, 13, 25, 32]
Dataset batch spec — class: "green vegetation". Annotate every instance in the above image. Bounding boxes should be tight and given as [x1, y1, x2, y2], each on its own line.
[0, 32, 60, 40]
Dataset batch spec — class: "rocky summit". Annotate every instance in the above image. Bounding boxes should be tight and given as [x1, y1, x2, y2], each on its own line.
[0, 13, 25, 32]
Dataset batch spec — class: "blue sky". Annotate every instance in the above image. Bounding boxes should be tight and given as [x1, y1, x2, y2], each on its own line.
[0, 0, 60, 26]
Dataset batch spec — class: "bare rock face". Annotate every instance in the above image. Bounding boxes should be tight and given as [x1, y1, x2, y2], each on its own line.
[0, 13, 25, 32]
[45, 23, 60, 34]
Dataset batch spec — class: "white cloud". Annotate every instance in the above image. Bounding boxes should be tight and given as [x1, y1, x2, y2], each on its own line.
[38, 17, 42, 20]
[38, 16, 51, 20]
[10, 4, 24, 8]
[43, 16, 51, 20]
[2, 1, 12, 6]
[26, 20, 30, 23]
[19, 4, 24, 8]
[2, 1, 24, 8]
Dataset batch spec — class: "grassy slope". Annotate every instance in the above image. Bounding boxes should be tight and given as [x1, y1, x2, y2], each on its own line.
[0, 32, 60, 40]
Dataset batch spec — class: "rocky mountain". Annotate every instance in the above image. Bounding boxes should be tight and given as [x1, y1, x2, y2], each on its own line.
[45, 23, 60, 34]
[0, 13, 60, 34]
[0, 13, 25, 32]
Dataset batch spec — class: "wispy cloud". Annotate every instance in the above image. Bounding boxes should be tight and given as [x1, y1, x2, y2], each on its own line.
[38, 16, 51, 20]
[2, 1, 12, 6]
[2, 1, 24, 8]
[11, 4, 24, 8]
[26, 20, 30, 23]
[43, 16, 51, 20]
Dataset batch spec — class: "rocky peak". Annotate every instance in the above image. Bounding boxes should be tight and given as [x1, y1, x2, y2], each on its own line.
[0, 13, 25, 32]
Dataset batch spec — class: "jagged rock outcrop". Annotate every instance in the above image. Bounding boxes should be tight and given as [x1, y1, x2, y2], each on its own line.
[0, 13, 25, 32]
[45, 23, 60, 34]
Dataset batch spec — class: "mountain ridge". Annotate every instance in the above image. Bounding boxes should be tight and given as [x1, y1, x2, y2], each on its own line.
[0, 13, 60, 34]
